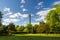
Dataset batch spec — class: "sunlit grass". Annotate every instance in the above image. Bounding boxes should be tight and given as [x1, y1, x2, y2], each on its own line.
[0, 34, 60, 40]
[12, 34, 60, 37]
[0, 35, 60, 40]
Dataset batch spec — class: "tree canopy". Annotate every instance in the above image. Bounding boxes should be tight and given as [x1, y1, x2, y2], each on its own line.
[0, 11, 3, 27]
[45, 5, 60, 33]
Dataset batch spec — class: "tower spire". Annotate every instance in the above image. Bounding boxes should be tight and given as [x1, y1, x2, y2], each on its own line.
[29, 14, 31, 24]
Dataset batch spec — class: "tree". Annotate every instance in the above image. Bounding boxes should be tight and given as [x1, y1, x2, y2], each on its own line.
[26, 24, 33, 33]
[15, 25, 20, 32]
[0, 11, 3, 35]
[19, 26, 25, 32]
[23, 27, 29, 33]
[33, 24, 38, 33]
[45, 5, 60, 33]
[0, 11, 3, 27]
[36, 22, 49, 33]
[8, 23, 16, 32]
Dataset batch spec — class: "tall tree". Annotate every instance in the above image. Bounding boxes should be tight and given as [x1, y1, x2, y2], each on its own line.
[45, 5, 60, 33]
[33, 24, 38, 33]
[15, 25, 20, 32]
[26, 24, 33, 33]
[8, 23, 16, 31]
[0, 11, 3, 27]
[36, 22, 49, 33]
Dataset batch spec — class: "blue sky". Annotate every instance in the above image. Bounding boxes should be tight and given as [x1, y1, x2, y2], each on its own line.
[0, 0, 60, 26]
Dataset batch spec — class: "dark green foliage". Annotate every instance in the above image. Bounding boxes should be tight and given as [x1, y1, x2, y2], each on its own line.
[0, 11, 3, 27]
[26, 24, 33, 33]
[20, 26, 25, 31]
[33, 24, 38, 33]
[8, 23, 16, 31]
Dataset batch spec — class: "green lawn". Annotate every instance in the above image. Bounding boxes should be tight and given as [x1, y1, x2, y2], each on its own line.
[13, 34, 60, 37]
[0, 34, 60, 40]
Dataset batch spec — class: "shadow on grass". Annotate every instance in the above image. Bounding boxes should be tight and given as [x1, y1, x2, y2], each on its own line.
[0, 36, 60, 40]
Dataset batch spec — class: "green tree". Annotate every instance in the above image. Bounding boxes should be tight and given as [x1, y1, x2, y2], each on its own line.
[15, 25, 20, 32]
[33, 24, 38, 33]
[23, 27, 29, 33]
[0, 11, 3, 35]
[26, 24, 33, 33]
[8, 23, 16, 32]
[19, 26, 25, 32]
[45, 5, 60, 33]
[36, 22, 49, 33]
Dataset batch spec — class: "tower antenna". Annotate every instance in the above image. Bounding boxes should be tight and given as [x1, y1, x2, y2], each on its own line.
[29, 14, 31, 24]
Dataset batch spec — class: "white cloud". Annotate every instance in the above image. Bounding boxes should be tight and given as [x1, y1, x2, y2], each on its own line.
[8, 12, 12, 14]
[37, 10, 50, 16]
[31, 14, 34, 16]
[9, 12, 28, 19]
[3, 7, 28, 18]
[53, 1, 60, 5]
[3, 18, 20, 23]
[22, 8, 27, 11]
[35, 8, 56, 22]
[3, 7, 12, 16]
[20, 5, 27, 12]
[3, 7, 34, 25]
[4, 7, 10, 12]
[36, 2, 43, 9]
[9, 13, 18, 18]
[21, 14, 28, 18]
[4, 12, 12, 16]
[35, 16, 45, 21]
[38, 2, 43, 6]
[37, 8, 56, 16]
[2, 22, 8, 25]
[2, 22, 6, 25]
[20, 0, 27, 11]
[20, 5, 24, 8]
[2, 18, 20, 25]
[20, 14, 34, 18]
[9, 12, 34, 20]
[21, 0, 25, 3]
[18, 12, 28, 18]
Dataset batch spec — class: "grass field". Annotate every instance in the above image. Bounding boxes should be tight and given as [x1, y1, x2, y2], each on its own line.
[13, 34, 60, 37]
[0, 34, 60, 40]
